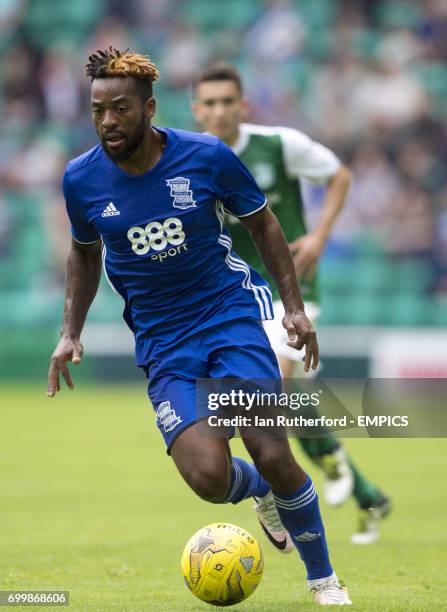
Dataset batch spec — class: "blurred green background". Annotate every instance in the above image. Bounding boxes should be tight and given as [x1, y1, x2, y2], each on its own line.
[1, 4, 447, 610]
[1, 0, 447, 380]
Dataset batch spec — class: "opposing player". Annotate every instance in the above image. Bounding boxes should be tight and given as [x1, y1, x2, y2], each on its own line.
[47, 48, 351, 605]
[192, 63, 391, 544]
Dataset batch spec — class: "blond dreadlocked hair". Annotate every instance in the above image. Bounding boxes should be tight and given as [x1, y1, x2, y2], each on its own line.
[86, 47, 160, 100]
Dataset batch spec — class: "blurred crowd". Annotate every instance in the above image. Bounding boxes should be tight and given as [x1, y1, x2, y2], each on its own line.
[1, 0, 447, 325]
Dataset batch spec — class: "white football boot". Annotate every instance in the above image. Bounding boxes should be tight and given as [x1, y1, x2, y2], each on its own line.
[253, 490, 295, 553]
[309, 573, 352, 605]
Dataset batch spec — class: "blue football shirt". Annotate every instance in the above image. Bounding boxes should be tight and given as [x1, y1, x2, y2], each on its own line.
[63, 127, 273, 366]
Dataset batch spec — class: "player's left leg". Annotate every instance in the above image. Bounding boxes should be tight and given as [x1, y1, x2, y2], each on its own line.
[242, 431, 351, 604]
[147, 345, 273, 507]
[209, 318, 351, 605]
[169, 421, 271, 505]
[277, 353, 354, 507]
[145, 329, 291, 546]
[263, 301, 354, 506]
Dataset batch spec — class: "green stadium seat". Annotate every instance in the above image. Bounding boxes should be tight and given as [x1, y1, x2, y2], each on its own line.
[322, 292, 433, 326]
[24, 0, 106, 49]
[156, 89, 193, 130]
[181, 0, 258, 30]
[432, 298, 447, 326]
[0, 291, 57, 323]
[394, 259, 432, 292]
[319, 259, 357, 293]
[293, 0, 336, 28]
[412, 62, 447, 120]
[346, 295, 391, 325]
[387, 294, 432, 326]
[353, 258, 398, 293]
[375, 0, 423, 29]
[319, 295, 351, 325]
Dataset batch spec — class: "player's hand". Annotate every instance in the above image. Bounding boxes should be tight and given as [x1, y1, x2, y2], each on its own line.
[289, 233, 325, 280]
[282, 310, 319, 372]
[47, 336, 83, 397]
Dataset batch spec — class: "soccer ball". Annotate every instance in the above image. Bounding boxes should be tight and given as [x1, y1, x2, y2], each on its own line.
[181, 522, 264, 606]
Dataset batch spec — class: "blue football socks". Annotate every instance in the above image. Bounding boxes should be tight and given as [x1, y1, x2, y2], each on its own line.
[273, 476, 333, 580]
[223, 457, 270, 503]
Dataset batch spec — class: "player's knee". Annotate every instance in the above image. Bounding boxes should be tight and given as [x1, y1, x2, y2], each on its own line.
[251, 443, 298, 485]
[184, 465, 230, 503]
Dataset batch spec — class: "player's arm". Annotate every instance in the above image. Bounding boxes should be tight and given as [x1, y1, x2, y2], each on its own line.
[47, 238, 102, 396]
[290, 163, 351, 280]
[241, 207, 318, 372]
[279, 126, 352, 279]
[214, 139, 318, 370]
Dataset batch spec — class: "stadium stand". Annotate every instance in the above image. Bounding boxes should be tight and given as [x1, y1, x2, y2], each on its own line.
[0, 0, 446, 352]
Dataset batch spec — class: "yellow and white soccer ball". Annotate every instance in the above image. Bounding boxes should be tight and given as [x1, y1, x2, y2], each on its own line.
[181, 522, 264, 606]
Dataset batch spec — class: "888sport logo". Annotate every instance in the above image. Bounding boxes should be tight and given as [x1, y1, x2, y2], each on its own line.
[127, 217, 188, 262]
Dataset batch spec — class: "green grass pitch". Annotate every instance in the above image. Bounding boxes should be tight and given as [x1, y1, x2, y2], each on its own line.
[1, 384, 446, 611]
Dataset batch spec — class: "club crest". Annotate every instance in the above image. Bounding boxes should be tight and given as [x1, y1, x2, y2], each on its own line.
[156, 400, 182, 432]
[166, 176, 197, 209]
[252, 163, 276, 190]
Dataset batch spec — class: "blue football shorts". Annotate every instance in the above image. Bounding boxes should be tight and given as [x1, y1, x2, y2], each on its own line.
[143, 317, 281, 452]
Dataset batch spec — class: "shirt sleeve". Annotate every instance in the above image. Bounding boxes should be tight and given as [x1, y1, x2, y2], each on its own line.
[63, 171, 100, 244]
[278, 127, 341, 186]
[213, 139, 267, 217]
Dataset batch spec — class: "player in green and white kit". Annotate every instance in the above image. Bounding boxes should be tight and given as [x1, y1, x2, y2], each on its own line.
[192, 63, 391, 544]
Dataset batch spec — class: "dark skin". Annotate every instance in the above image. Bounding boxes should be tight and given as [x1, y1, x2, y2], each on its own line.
[242, 206, 318, 370]
[48, 75, 317, 493]
[91, 76, 163, 175]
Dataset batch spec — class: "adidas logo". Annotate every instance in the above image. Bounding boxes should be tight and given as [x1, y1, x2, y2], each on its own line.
[102, 202, 120, 217]
[294, 531, 321, 542]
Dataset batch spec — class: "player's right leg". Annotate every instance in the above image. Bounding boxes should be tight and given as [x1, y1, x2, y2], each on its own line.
[241, 429, 351, 605]
[169, 422, 271, 505]
[145, 329, 293, 553]
[146, 351, 275, 508]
